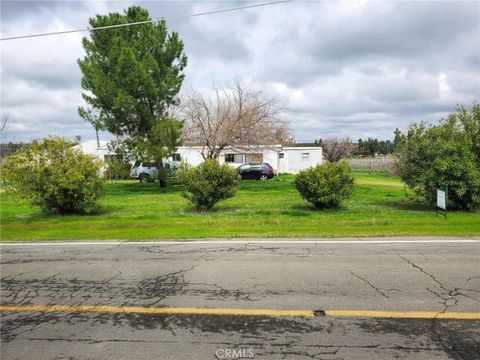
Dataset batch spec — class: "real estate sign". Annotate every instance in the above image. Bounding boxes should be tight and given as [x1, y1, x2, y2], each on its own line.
[437, 189, 446, 210]
[436, 186, 448, 219]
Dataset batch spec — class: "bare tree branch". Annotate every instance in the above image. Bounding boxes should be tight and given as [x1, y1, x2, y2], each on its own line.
[181, 82, 292, 159]
[0, 113, 9, 132]
[321, 137, 356, 163]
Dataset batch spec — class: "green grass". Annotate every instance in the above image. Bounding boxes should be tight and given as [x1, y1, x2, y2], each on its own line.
[1, 173, 479, 241]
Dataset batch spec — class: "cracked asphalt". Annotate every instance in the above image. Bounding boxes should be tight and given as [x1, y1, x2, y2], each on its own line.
[1, 239, 479, 359]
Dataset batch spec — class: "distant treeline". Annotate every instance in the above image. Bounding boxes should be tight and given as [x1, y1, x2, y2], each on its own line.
[0, 143, 30, 159]
[297, 129, 403, 157]
[353, 138, 396, 156]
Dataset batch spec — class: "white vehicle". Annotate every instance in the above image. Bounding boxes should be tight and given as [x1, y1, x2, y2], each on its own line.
[130, 160, 180, 182]
[164, 158, 180, 169]
[130, 162, 158, 182]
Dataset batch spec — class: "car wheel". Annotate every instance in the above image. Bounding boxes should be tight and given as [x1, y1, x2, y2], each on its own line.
[139, 173, 150, 183]
[259, 174, 268, 181]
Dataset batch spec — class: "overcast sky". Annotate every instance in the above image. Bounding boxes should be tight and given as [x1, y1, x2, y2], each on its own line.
[1, 0, 479, 143]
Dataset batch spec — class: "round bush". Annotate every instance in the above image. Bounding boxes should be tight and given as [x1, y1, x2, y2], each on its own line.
[177, 160, 240, 211]
[294, 162, 354, 209]
[2, 137, 104, 214]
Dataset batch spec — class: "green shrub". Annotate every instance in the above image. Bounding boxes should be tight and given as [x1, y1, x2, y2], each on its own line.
[395, 104, 480, 211]
[104, 160, 131, 180]
[294, 162, 355, 209]
[1, 136, 104, 214]
[177, 160, 240, 211]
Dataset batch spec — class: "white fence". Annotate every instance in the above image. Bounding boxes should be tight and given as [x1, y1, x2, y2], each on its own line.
[346, 157, 395, 173]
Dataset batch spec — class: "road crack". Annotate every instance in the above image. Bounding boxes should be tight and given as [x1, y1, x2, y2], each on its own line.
[397, 255, 471, 359]
[348, 270, 390, 299]
[398, 255, 457, 313]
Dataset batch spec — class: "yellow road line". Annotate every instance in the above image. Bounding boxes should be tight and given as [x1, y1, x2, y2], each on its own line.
[1, 305, 479, 320]
[0, 305, 314, 318]
[325, 310, 480, 320]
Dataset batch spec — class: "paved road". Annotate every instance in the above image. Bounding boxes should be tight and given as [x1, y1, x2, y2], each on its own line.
[1, 238, 479, 359]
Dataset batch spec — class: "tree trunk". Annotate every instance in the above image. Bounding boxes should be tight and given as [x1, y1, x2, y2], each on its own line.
[95, 129, 100, 148]
[156, 162, 167, 188]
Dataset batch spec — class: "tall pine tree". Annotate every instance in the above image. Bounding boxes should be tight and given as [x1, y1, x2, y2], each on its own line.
[78, 6, 187, 187]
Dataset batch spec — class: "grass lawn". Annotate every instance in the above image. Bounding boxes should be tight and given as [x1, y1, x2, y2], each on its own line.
[1, 172, 479, 241]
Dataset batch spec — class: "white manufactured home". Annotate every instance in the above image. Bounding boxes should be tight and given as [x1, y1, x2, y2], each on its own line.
[75, 140, 113, 162]
[78, 141, 322, 174]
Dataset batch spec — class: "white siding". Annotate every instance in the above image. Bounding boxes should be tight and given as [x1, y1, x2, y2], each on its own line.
[219, 148, 281, 170]
[78, 142, 323, 174]
[175, 147, 204, 166]
[282, 147, 323, 173]
[75, 140, 113, 162]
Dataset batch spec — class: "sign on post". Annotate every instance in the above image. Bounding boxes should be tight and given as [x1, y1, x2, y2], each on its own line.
[436, 185, 448, 219]
[437, 189, 446, 210]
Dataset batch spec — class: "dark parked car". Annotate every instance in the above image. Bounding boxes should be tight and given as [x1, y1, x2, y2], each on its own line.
[237, 162, 275, 180]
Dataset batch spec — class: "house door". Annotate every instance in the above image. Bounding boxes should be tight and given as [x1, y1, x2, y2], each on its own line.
[278, 153, 286, 173]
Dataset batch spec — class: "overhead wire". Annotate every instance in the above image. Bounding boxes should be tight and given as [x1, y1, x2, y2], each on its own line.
[0, 0, 292, 41]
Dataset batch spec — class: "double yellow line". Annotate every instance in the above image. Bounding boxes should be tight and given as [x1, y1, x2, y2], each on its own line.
[1, 305, 479, 320]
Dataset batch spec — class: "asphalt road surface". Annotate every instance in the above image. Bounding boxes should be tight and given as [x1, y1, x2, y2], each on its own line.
[1, 238, 479, 360]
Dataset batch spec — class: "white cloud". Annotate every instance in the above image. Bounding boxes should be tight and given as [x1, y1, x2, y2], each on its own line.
[1, 0, 479, 143]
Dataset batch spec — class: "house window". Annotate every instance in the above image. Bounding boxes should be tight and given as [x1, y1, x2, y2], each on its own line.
[279, 153, 284, 159]
[172, 153, 181, 161]
[245, 153, 263, 163]
[225, 153, 243, 163]
[301, 152, 310, 160]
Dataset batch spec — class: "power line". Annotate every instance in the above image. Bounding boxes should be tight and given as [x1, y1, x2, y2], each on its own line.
[0, 0, 292, 41]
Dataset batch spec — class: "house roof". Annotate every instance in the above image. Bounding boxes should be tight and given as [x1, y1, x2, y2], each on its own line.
[281, 147, 322, 150]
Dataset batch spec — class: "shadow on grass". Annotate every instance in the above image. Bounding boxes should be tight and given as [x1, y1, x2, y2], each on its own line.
[106, 181, 185, 196]
[14, 206, 113, 223]
[175, 203, 241, 215]
[383, 199, 479, 214]
[382, 198, 432, 211]
[288, 203, 350, 213]
[280, 209, 312, 217]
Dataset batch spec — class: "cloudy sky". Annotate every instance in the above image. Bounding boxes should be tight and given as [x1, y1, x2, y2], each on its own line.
[1, 0, 479, 143]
